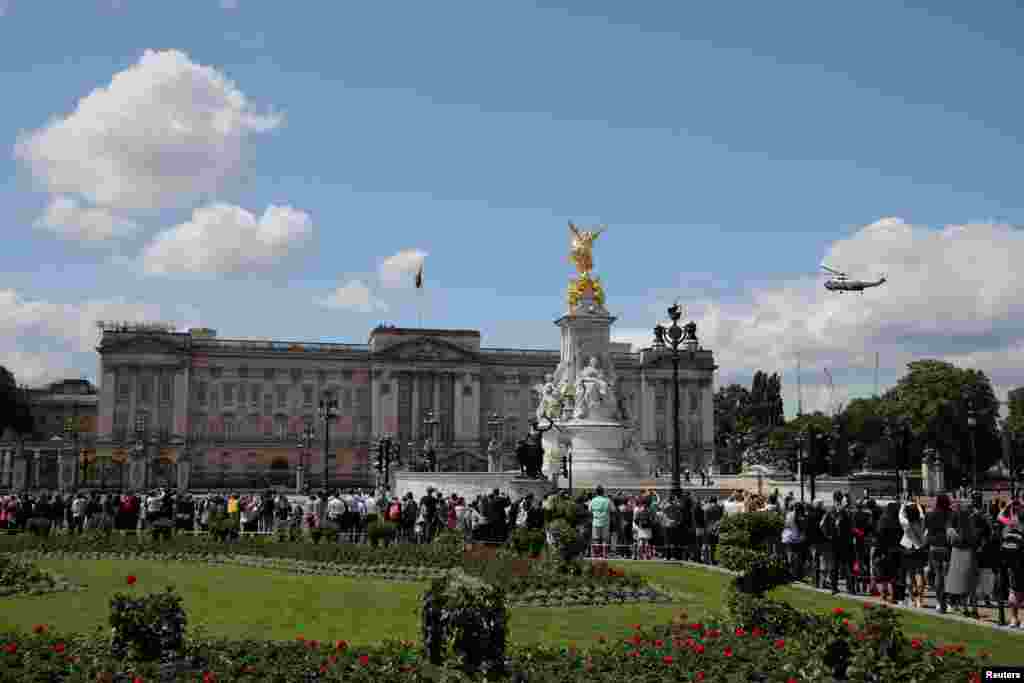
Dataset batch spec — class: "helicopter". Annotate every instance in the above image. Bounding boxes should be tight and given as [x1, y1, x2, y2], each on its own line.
[821, 264, 886, 293]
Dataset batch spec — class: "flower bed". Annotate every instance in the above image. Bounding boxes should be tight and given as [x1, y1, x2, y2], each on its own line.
[0, 605, 989, 681]
[0, 555, 85, 598]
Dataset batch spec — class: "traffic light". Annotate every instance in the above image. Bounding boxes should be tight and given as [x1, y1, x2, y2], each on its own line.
[560, 455, 569, 478]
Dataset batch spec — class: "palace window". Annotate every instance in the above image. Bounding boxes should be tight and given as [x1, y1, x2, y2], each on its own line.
[303, 385, 313, 406]
[504, 390, 519, 409]
[342, 388, 353, 411]
[117, 380, 131, 403]
[274, 415, 288, 439]
[191, 415, 205, 439]
[342, 369, 353, 381]
[276, 385, 287, 409]
[381, 383, 391, 395]
[317, 370, 326, 384]
[250, 383, 261, 406]
[211, 367, 222, 379]
[135, 411, 151, 435]
[248, 415, 260, 436]
[462, 385, 472, 397]
[223, 416, 236, 439]
[690, 390, 699, 413]
[160, 378, 172, 403]
[263, 393, 273, 416]
[290, 368, 302, 384]
[506, 417, 520, 443]
[238, 366, 248, 379]
[223, 383, 235, 406]
[209, 389, 219, 410]
[264, 368, 275, 381]
[197, 382, 208, 406]
[655, 393, 666, 413]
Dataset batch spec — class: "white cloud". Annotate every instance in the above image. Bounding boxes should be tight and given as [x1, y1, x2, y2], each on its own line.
[379, 249, 427, 288]
[34, 195, 140, 242]
[317, 280, 389, 313]
[613, 218, 1024, 416]
[140, 203, 313, 275]
[0, 1, 9, 18]
[13, 49, 280, 211]
[219, 0, 238, 8]
[0, 290, 201, 388]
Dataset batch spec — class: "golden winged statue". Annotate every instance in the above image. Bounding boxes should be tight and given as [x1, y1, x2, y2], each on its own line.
[568, 221, 606, 275]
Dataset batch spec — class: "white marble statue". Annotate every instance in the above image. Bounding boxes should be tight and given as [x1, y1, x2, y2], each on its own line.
[533, 372, 562, 421]
[573, 356, 618, 420]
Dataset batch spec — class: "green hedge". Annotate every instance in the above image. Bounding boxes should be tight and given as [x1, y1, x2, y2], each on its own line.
[718, 510, 783, 549]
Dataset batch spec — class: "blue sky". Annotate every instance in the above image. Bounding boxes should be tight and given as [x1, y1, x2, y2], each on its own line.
[2, 1, 1023, 418]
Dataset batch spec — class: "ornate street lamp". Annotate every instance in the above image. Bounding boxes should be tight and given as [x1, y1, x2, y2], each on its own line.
[794, 432, 807, 502]
[967, 399, 978, 494]
[423, 409, 440, 471]
[652, 302, 698, 499]
[374, 433, 397, 488]
[318, 392, 338, 492]
[133, 415, 146, 491]
[487, 411, 505, 471]
[298, 421, 315, 492]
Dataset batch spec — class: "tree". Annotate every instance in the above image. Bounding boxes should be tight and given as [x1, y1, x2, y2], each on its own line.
[887, 359, 1001, 483]
[714, 383, 751, 444]
[0, 366, 34, 439]
[840, 397, 887, 445]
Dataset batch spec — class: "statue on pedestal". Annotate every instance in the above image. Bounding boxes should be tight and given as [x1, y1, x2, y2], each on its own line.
[568, 221, 605, 275]
[574, 357, 618, 421]
[533, 372, 562, 421]
[517, 417, 553, 478]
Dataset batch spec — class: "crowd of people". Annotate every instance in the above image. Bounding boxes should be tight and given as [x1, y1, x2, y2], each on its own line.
[3, 482, 1023, 628]
[770, 489, 1024, 626]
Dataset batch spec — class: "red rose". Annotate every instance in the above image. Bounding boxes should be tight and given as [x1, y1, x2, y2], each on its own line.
[774, 639, 785, 650]
[335, 640, 347, 650]
[358, 655, 369, 666]
[654, 639, 664, 647]
[934, 647, 946, 657]
[690, 623, 703, 631]
[4, 642, 17, 654]
[735, 627, 745, 636]
[53, 643, 65, 654]
[832, 607, 844, 616]
[696, 673, 705, 681]
[911, 639, 922, 649]
[694, 643, 705, 654]
[723, 646, 733, 657]
[632, 623, 641, 630]
[752, 627, 763, 638]
[864, 602, 875, 609]
[203, 673, 216, 683]
[663, 655, 673, 664]
[328, 655, 337, 664]
[126, 576, 137, 585]
[788, 679, 799, 683]
[134, 678, 143, 683]
[319, 665, 328, 674]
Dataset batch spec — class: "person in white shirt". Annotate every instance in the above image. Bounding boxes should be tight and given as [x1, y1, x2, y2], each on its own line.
[327, 492, 346, 523]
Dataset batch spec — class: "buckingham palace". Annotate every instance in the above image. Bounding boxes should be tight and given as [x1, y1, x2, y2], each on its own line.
[1, 320, 715, 492]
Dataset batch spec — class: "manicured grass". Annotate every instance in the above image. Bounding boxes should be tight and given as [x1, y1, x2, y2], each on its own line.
[6, 557, 1022, 666]
[1, 559, 424, 644]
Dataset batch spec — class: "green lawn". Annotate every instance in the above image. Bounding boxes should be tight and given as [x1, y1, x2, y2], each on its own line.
[4, 558, 1022, 666]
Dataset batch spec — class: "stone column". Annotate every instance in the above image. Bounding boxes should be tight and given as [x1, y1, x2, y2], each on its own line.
[453, 373, 463, 438]
[410, 372, 420, 438]
[32, 450, 42, 491]
[295, 463, 305, 493]
[173, 366, 190, 439]
[370, 368, 381, 436]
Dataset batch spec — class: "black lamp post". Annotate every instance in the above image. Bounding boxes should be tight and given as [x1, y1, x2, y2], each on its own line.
[794, 432, 807, 503]
[375, 434, 396, 488]
[298, 422, 315, 491]
[423, 409, 440, 472]
[1010, 433, 1022, 502]
[133, 415, 146, 491]
[967, 399, 978, 494]
[653, 302, 698, 499]
[318, 392, 338, 492]
[487, 411, 504, 472]
[63, 415, 79, 493]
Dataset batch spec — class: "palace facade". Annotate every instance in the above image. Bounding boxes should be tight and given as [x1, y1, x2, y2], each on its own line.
[2, 322, 716, 492]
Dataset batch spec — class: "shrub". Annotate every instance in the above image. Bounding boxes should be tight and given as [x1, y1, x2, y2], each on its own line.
[109, 584, 187, 662]
[545, 518, 584, 563]
[718, 510, 784, 549]
[508, 527, 546, 557]
[149, 518, 174, 542]
[421, 570, 508, 676]
[25, 517, 51, 537]
[367, 521, 397, 547]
